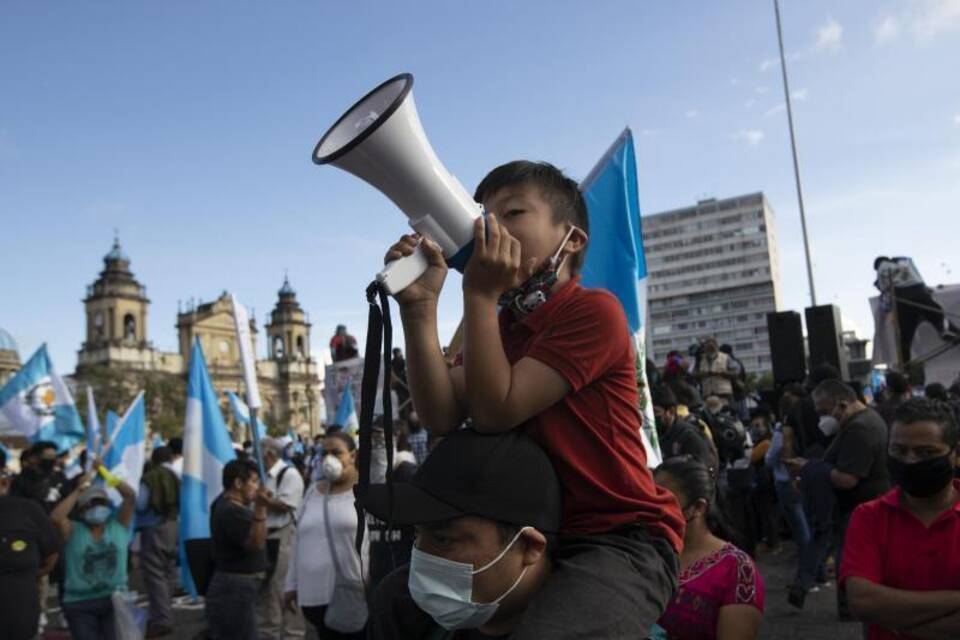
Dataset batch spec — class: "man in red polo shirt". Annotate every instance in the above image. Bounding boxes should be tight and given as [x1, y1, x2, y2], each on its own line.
[842, 397, 960, 639]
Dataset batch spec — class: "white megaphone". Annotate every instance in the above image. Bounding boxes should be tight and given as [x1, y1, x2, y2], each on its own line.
[313, 73, 482, 295]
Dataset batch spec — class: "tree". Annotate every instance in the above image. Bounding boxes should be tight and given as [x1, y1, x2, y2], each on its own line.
[73, 366, 186, 439]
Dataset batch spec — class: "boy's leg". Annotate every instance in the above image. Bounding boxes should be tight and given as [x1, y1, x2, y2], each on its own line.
[509, 527, 678, 640]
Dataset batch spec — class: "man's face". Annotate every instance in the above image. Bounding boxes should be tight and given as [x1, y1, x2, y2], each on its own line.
[481, 184, 582, 277]
[704, 340, 718, 356]
[38, 447, 57, 473]
[235, 474, 260, 504]
[415, 516, 530, 607]
[814, 395, 846, 422]
[889, 420, 956, 466]
[653, 405, 675, 436]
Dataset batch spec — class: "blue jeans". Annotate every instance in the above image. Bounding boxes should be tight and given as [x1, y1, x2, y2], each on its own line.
[775, 480, 820, 590]
[63, 596, 116, 640]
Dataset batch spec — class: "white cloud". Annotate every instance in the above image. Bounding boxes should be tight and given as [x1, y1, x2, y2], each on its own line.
[639, 128, 659, 137]
[735, 129, 765, 145]
[759, 57, 779, 72]
[793, 88, 809, 101]
[911, 0, 960, 41]
[815, 17, 843, 50]
[953, 114, 960, 126]
[685, 109, 700, 119]
[754, 86, 769, 95]
[764, 104, 786, 118]
[875, 15, 900, 44]
[745, 99, 756, 109]
[729, 77, 740, 86]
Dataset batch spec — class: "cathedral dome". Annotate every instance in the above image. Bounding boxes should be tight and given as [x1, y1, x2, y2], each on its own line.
[0, 327, 17, 353]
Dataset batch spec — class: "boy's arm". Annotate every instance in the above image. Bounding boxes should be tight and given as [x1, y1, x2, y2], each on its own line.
[388, 235, 466, 435]
[461, 214, 575, 432]
[463, 292, 570, 433]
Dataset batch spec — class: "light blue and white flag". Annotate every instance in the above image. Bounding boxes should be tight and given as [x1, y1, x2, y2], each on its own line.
[0, 344, 85, 452]
[180, 338, 236, 597]
[105, 410, 120, 446]
[334, 386, 359, 434]
[226, 390, 265, 442]
[581, 128, 661, 467]
[102, 392, 146, 498]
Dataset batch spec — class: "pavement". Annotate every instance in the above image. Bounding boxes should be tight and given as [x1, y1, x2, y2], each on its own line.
[38, 541, 865, 639]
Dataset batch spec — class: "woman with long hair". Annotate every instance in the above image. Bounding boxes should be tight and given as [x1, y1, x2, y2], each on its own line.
[653, 456, 764, 640]
[284, 432, 369, 639]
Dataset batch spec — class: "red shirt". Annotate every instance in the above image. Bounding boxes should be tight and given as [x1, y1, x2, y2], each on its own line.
[840, 481, 960, 640]
[488, 279, 683, 549]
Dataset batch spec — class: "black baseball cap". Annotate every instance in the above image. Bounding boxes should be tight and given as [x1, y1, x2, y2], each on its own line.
[358, 428, 562, 534]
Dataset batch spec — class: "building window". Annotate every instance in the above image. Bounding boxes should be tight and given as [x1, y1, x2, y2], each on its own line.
[273, 336, 285, 359]
[123, 314, 136, 341]
[296, 336, 305, 358]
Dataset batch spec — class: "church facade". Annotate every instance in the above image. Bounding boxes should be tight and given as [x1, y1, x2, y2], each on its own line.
[76, 238, 322, 435]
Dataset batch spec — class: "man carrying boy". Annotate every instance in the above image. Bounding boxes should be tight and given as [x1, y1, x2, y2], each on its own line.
[386, 161, 684, 638]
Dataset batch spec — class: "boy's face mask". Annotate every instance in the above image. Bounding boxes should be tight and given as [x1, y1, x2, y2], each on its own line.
[498, 226, 580, 318]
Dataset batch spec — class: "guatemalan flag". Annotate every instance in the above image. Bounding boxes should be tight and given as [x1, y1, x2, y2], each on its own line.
[180, 338, 236, 597]
[334, 386, 359, 434]
[85, 386, 102, 470]
[102, 392, 146, 499]
[226, 390, 265, 442]
[580, 128, 662, 467]
[0, 344, 85, 452]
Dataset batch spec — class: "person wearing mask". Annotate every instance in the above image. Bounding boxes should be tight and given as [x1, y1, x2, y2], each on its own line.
[748, 409, 779, 553]
[783, 365, 841, 460]
[11, 441, 70, 511]
[284, 431, 369, 639]
[207, 459, 271, 640]
[653, 385, 715, 468]
[653, 456, 764, 640]
[258, 437, 306, 639]
[0, 464, 60, 640]
[50, 465, 135, 640]
[136, 446, 180, 638]
[695, 338, 738, 406]
[843, 398, 960, 639]
[786, 379, 890, 618]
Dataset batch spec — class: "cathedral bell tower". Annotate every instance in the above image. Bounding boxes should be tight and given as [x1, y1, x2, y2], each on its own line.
[77, 235, 152, 370]
[265, 275, 311, 362]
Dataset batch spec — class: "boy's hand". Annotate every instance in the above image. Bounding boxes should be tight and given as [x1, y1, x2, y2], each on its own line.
[385, 234, 447, 309]
[463, 214, 536, 299]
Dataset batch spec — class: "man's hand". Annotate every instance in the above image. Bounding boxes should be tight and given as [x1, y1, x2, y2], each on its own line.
[784, 457, 808, 475]
[254, 487, 273, 510]
[284, 590, 298, 614]
[463, 214, 536, 300]
[384, 234, 447, 309]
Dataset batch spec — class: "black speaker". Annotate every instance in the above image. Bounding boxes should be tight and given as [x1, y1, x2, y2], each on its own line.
[805, 304, 850, 380]
[767, 311, 806, 385]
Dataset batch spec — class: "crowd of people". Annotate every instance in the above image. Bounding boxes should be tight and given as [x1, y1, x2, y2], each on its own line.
[3, 157, 960, 640]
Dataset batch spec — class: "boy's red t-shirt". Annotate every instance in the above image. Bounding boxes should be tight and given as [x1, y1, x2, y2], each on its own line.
[467, 278, 684, 550]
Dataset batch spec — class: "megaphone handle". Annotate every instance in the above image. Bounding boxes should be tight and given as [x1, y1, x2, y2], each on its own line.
[377, 243, 430, 296]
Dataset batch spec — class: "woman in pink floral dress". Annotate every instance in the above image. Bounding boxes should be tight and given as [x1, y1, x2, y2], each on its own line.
[653, 456, 764, 640]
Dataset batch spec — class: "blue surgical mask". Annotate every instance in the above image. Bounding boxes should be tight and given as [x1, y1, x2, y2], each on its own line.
[83, 505, 111, 525]
[408, 527, 529, 630]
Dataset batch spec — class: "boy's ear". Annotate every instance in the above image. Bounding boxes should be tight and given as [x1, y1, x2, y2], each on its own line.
[565, 227, 588, 255]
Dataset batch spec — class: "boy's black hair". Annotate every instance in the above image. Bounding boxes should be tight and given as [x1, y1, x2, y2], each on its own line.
[892, 397, 959, 448]
[652, 385, 678, 410]
[168, 437, 183, 456]
[473, 161, 590, 272]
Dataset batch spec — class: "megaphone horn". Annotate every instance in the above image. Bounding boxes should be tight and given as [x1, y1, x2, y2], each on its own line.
[313, 73, 482, 295]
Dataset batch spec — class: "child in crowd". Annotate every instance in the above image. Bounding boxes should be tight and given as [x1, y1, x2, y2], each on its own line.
[387, 161, 684, 638]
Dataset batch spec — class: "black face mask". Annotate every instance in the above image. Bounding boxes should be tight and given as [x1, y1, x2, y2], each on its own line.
[887, 454, 955, 498]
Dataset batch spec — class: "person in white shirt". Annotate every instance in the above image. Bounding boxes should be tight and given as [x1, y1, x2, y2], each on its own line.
[284, 432, 369, 639]
[257, 437, 306, 639]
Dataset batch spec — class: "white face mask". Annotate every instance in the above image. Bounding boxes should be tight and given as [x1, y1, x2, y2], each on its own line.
[818, 415, 840, 437]
[408, 526, 530, 630]
[322, 454, 344, 481]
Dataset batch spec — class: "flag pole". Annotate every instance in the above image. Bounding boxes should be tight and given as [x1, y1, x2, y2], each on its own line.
[231, 294, 267, 483]
[774, 0, 817, 306]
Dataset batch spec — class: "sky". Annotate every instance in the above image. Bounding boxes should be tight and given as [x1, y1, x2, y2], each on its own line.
[2, 0, 959, 373]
